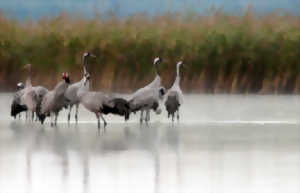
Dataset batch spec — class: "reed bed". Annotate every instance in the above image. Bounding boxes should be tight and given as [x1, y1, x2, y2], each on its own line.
[1, 10, 300, 93]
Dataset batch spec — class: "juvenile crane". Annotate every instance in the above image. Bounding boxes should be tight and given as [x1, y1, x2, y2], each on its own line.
[165, 61, 184, 122]
[65, 52, 95, 124]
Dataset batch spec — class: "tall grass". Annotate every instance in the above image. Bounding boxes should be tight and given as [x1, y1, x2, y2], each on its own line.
[1, 10, 300, 93]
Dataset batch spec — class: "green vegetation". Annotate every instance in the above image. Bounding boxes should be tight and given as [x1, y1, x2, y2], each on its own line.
[1, 10, 300, 93]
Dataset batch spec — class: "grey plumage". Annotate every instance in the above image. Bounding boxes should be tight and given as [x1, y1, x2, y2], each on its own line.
[129, 57, 164, 124]
[11, 80, 48, 120]
[65, 52, 95, 124]
[77, 73, 130, 129]
[11, 89, 27, 119]
[38, 73, 70, 126]
[78, 90, 111, 129]
[165, 91, 180, 120]
[22, 64, 37, 116]
[165, 61, 184, 122]
[77, 72, 107, 128]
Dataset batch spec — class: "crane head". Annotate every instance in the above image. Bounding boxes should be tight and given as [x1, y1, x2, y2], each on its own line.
[153, 57, 161, 65]
[62, 72, 70, 84]
[83, 52, 96, 58]
[17, 82, 24, 90]
[177, 61, 183, 67]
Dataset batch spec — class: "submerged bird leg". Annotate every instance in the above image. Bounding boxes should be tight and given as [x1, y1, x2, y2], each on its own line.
[172, 114, 174, 122]
[35, 113, 38, 122]
[145, 109, 150, 123]
[100, 114, 107, 128]
[31, 111, 34, 122]
[50, 112, 54, 127]
[75, 103, 79, 124]
[140, 110, 144, 124]
[19, 113, 21, 120]
[95, 113, 100, 130]
[54, 112, 59, 126]
[67, 105, 73, 124]
[177, 110, 180, 121]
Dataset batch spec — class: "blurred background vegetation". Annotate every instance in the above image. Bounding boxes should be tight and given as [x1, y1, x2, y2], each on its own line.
[1, 9, 300, 93]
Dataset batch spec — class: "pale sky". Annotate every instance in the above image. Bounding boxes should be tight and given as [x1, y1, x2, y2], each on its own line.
[1, 0, 299, 20]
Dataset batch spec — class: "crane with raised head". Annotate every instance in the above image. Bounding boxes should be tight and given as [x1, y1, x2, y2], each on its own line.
[64, 52, 95, 124]
[165, 61, 184, 122]
[129, 57, 165, 124]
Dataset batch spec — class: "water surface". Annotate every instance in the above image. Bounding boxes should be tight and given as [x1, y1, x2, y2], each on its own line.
[1, 94, 300, 193]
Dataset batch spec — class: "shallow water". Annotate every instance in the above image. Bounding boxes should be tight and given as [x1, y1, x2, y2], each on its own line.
[1, 93, 300, 193]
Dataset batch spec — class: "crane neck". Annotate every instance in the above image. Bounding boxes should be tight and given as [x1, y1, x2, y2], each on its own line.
[25, 67, 32, 88]
[172, 76, 180, 89]
[171, 63, 182, 90]
[82, 55, 87, 75]
[176, 63, 181, 77]
[26, 78, 32, 88]
[154, 61, 160, 76]
[77, 78, 89, 99]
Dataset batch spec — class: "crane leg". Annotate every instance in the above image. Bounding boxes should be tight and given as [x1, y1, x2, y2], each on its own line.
[145, 110, 150, 123]
[50, 112, 54, 127]
[95, 113, 100, 130]
[54, 112, 59, 126]
[67, 105, 73, 124]
[35, 113, 38, 121]
[100, 114, 107, 129]
[75, 104, 79, 124]
[140, 110, 144, 124]
[31, 111, 34, 122]
[26, 111, 28, 120]
[172, 114, 174, 122]
[177, 110, 180, 121]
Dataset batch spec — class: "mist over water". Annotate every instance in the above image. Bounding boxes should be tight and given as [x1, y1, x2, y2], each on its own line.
[1, 93, 300, 193]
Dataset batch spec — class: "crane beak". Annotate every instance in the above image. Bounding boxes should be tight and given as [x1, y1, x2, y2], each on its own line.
[90, 54, 96, 58]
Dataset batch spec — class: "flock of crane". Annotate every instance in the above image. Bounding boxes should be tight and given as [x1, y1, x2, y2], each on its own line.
[11, 52, 185, 129]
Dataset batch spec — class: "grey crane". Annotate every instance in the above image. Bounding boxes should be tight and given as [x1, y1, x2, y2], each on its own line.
[77, 73, 131, 129]
[21, 64, 48, 121]
[128, 57, 165, 124]
[21, 64, 37, 120]
[11, 86, 27, 119]
[11, 82, 26, 119]
[38, 72, 70, 126]
[165, 61, 184, 122]
[64, 52, 95, 124]
[11, 85, 48, 120]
